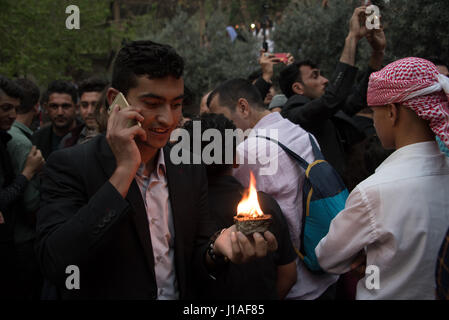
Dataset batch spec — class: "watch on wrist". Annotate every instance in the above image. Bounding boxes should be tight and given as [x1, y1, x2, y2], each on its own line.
[207, 228, 229, 265]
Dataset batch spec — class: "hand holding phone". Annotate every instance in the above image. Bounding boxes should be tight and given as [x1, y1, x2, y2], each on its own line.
[273, 53, 288, 64]
[109, 92, 142, 128]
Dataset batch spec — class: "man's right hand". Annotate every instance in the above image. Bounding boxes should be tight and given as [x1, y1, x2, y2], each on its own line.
[106, 103, 146, 197]
[22, 146, 45, 181]
[348, 6, 368, 41]
[340, 6, 368, 66]
[259, 49, 279, 83]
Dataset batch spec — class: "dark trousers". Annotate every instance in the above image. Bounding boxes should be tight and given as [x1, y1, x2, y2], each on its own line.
[14, 239, 43, 300]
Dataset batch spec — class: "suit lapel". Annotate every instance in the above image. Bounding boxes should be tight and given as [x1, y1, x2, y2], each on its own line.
[126, 180, 156, 279]
[95, 135, 156, 277]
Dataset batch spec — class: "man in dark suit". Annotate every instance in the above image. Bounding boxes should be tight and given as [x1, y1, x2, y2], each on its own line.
[278, 6, 386, 179]
[35, 40, 277, 299]
[32, 80, 79, 160]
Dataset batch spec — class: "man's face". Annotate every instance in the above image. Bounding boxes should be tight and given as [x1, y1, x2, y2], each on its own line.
[46, 93, 77, 130]
[372, 105, 395, 149]
[0, 93, 19, 131]
[80, 91, 101, 129]
[126, 75, 184, 153]
[209, 94, 250, 131]
[437, 65, 449, 77]
[298, 65, 328, 99]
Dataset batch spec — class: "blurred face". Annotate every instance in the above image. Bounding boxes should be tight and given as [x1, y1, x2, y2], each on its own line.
[0, 93, 19, 131]
[298, 65, 328, 99]
[125, 75, 184, 153]
[46, 93, 77, 130]
[80, 91, 101, 129]
[372, 105, 395, 149]
[264, 86, 275, 105]
[209, 94, 250, 131]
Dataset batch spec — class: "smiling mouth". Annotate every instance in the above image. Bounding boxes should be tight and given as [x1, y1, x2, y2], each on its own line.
[149, 127, 171, 135]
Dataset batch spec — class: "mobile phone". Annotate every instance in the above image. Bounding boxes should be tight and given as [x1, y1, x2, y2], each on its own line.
[273, 53, 288, 63]
[109, 92, 141, 128]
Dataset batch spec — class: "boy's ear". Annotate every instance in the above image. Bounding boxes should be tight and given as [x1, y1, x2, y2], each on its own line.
[388, 103, 400, 126]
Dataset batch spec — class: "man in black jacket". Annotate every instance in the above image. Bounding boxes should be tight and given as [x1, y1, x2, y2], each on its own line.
[35, 40, 277, 299]
[0, 75, 44, 298]
[32, 80, 79, 160]
[279, 6, 386, 178]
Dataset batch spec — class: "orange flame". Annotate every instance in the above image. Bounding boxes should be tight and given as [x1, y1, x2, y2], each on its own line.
[237, 172, 264, 218]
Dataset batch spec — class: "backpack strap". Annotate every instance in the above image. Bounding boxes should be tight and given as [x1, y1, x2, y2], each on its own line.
[307, 134, 324, 160]
[255, 135, 310, 171]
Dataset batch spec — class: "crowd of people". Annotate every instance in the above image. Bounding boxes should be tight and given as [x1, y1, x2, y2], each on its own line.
[1, 6, 449, 300]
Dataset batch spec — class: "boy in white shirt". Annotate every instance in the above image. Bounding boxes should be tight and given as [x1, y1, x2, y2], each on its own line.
[315, 57, 449, 299]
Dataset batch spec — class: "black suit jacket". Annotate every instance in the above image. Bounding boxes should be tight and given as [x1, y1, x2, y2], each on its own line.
[32, 124, 55, 160]
[35, 134, 215, 299]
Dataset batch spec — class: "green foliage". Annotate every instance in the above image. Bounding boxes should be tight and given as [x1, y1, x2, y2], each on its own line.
[134, 9, 260, 104]
[0, 0, 117, 85]
[273, 0, 449, 77]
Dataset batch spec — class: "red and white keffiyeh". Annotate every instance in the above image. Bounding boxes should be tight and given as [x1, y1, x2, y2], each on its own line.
[367, 57, 449, 148]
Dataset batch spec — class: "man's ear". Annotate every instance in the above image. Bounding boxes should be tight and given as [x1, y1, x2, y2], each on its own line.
[106, 87, 120, 108]
[387, 103, 400, 126]
[292, 81, 304, 95]
[236, 98, 250, 118]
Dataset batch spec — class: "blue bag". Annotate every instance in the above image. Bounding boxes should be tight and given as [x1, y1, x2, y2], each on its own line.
[258, 134, 349, 272]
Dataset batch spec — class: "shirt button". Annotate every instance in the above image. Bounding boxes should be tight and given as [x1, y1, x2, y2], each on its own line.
[151, 218, 157, 224]
[156, 256, 162, 262]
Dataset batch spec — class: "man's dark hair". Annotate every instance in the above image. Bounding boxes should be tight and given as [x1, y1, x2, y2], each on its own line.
[0, 75, 23, 100]
[78, 77, 108, 98]
[112, 40, 184, 96]
[248, 70, 262, 83]
[44, 80, 78, 104]
[183, 113, 237, 177]
[207, 78, 265, 111]
[279, 60, 317, 98]
[182, 85, 198, 118]
[14, 78, 40, 114]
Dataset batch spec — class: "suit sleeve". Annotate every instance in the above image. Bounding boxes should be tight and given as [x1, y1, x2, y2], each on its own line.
[254, 77, 272, 100]
[35, 149, 130, 287]
[192, 165, 218, 285]
[342, 67, 375, 116]
[282, 62, 358, 127]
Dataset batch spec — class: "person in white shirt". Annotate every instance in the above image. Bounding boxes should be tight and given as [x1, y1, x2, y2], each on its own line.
[207, 78, 339, 300]
[315, 57, 449, 300]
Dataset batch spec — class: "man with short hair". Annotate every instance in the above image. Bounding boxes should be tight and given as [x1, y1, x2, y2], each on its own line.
[60, 77, 108, 147]
[35, 40, 277, 299]
[0, 75, 44, 298]
[32, 80, 79, 159]
[7, 78, 43, 299]
[207, 78, 339, 300]
[279, 6, 386, 178]
[183, 113, 297, 299]
[316, 57, 449, 299]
